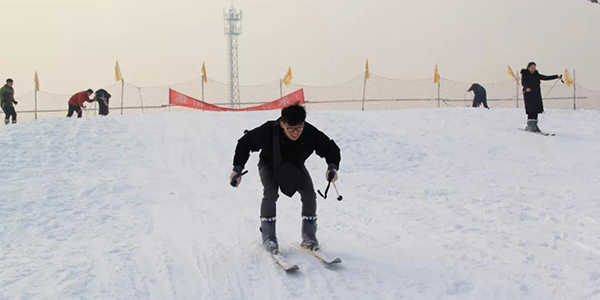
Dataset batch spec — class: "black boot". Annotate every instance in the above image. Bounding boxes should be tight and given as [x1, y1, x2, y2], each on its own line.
[260, 217, 278, 253]
[525, 119, 540, 132]
[300, 216, 319, 250]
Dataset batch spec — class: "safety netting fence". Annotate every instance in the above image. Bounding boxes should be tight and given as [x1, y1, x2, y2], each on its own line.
[13, 73, 600, 122]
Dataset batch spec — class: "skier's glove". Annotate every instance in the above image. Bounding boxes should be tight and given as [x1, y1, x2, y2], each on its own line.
[230, 166, 247, 187]
[326, 164, 338, 182]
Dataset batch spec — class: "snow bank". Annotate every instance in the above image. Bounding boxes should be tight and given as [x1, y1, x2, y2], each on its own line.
[1, 109, 600, 299]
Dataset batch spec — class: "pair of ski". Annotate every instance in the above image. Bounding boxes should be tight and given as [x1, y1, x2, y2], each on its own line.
[519, 128, 556, 136]
[271, 246, 342, 272]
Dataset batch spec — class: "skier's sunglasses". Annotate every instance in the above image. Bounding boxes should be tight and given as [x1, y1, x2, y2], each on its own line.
[283, 123, 304, 134]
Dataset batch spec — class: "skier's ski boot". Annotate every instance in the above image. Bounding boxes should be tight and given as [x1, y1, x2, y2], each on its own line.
[260, 217, 279, 253]
[4, 118, 8, 125]
[300, 216, 319, 251]
[525, 119, 541, 133]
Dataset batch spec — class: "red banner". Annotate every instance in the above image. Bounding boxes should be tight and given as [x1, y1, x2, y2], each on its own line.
[169, 89, 305, 112]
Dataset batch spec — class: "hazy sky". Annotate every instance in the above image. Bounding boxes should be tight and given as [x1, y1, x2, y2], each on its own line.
[1, 0, 598, 94]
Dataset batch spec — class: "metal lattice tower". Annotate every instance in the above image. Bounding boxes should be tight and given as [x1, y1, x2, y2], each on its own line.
[224, 5, 242, 106]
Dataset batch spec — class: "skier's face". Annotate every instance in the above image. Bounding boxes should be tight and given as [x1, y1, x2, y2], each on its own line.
[528, 65, 537, 73]
[281, 121, 304, 141]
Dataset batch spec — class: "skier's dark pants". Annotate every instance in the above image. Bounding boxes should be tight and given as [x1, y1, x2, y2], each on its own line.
[472, 99, 489, 109]
[67, 105, 82, 118]
[2, 105, 17, 123]
[528, 113, 538, 120]
[259, 164, 316, 219]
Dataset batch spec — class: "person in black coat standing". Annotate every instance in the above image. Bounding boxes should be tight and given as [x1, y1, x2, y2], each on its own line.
[520, 62, 562, 132]
[467, 83, 489, 109]
[230, 104, 341, 253]
[94, 89, 111, 116]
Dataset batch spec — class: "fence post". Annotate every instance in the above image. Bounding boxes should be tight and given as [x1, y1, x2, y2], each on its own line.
[573, 69, 577, 110]
[120, 80, 125, 115]
[138, 87, 144, 113]
[361, 76, 367, 111]
[201, 77, 205, 101]
[34, 90, 38, 120]
[515, 80, 519, 108]
[279, 79, 283, 98]
[437, 81, 441, 108]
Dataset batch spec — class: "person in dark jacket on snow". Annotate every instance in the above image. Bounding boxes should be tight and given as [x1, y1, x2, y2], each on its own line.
[467, 83, 489, 109]
[520, 62, 562, 132]
[94, 89, 111, 116]
[67, 89, 94, 118]
[0, 79, 18, 124]
[230, 104, 341, 253]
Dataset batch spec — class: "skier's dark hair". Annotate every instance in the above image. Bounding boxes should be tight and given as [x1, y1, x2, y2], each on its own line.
[87, 89, 94, 94]
[281, 104, 306, 126]
[6, 78, 13, 83]
[527, 62, 536, 69]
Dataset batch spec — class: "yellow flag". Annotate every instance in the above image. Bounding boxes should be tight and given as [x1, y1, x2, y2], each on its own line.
[115, 60, 123, 82]
[34, 72, 40, 92]
[201, 62, 207, 83]
[365, 59, 370, 81]
[563, 68, 573, 87]
[507, 65, 518, 81]
[433, 65, 440, 84]
[283, 67, 292, 86]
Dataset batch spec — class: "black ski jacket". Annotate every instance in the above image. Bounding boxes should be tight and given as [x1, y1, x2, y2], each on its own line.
[233, 120, 340, 171]
[467, 83, 487, 105]
[521, 69, 559, 114]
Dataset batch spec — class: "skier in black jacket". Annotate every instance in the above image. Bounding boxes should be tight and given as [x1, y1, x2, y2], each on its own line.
[520, 62, 562, 132]
[231, 104, 341, 252]
[94, 89, 111, 116]
[467, 83, 489, 109]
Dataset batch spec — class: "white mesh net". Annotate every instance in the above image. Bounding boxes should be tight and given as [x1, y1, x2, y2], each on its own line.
[12, 72, 600, 121]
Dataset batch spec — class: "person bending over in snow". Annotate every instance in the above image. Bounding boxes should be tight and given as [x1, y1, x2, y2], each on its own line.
[0, 79, 18, 124]
[467, 83, 489, 109]
[67, 89, 94, 118]
[521, 62, 562, 132]
[230, 104, 341, 253]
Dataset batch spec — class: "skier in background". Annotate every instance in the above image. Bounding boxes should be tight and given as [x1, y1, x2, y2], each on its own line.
[520, 62, 562, 132]
[230, 104, 341, 253]
[467, 83, 489, 109]
[94, 89, 111, 116]
[67, 89, 94, 118]
[0, 79, 18, 124]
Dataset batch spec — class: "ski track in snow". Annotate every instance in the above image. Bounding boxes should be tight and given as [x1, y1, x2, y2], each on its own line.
[1, 109, 600, 299]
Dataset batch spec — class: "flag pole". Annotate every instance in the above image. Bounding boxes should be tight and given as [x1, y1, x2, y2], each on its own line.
[34, 89, 38, 120]
[202, 76, 205, 101]
[573, 69, 577, 110]
[361, 75, 367, 112]
[437, 81, 441, 108]
[516, 80, 519, 109]
[120, 79, 125, 115]
[280, 79, 283, 98]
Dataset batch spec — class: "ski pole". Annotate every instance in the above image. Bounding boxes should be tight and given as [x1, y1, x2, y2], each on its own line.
[332, 183, 343, 201]
[317, 181, 331, 199]
[230, 170, 248, 187]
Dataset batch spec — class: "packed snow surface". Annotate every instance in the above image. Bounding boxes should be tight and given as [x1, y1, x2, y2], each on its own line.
[1, 109, 600, 299]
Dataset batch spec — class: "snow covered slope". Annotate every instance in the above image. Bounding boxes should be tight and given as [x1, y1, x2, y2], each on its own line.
[1, 109, 600, 299]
